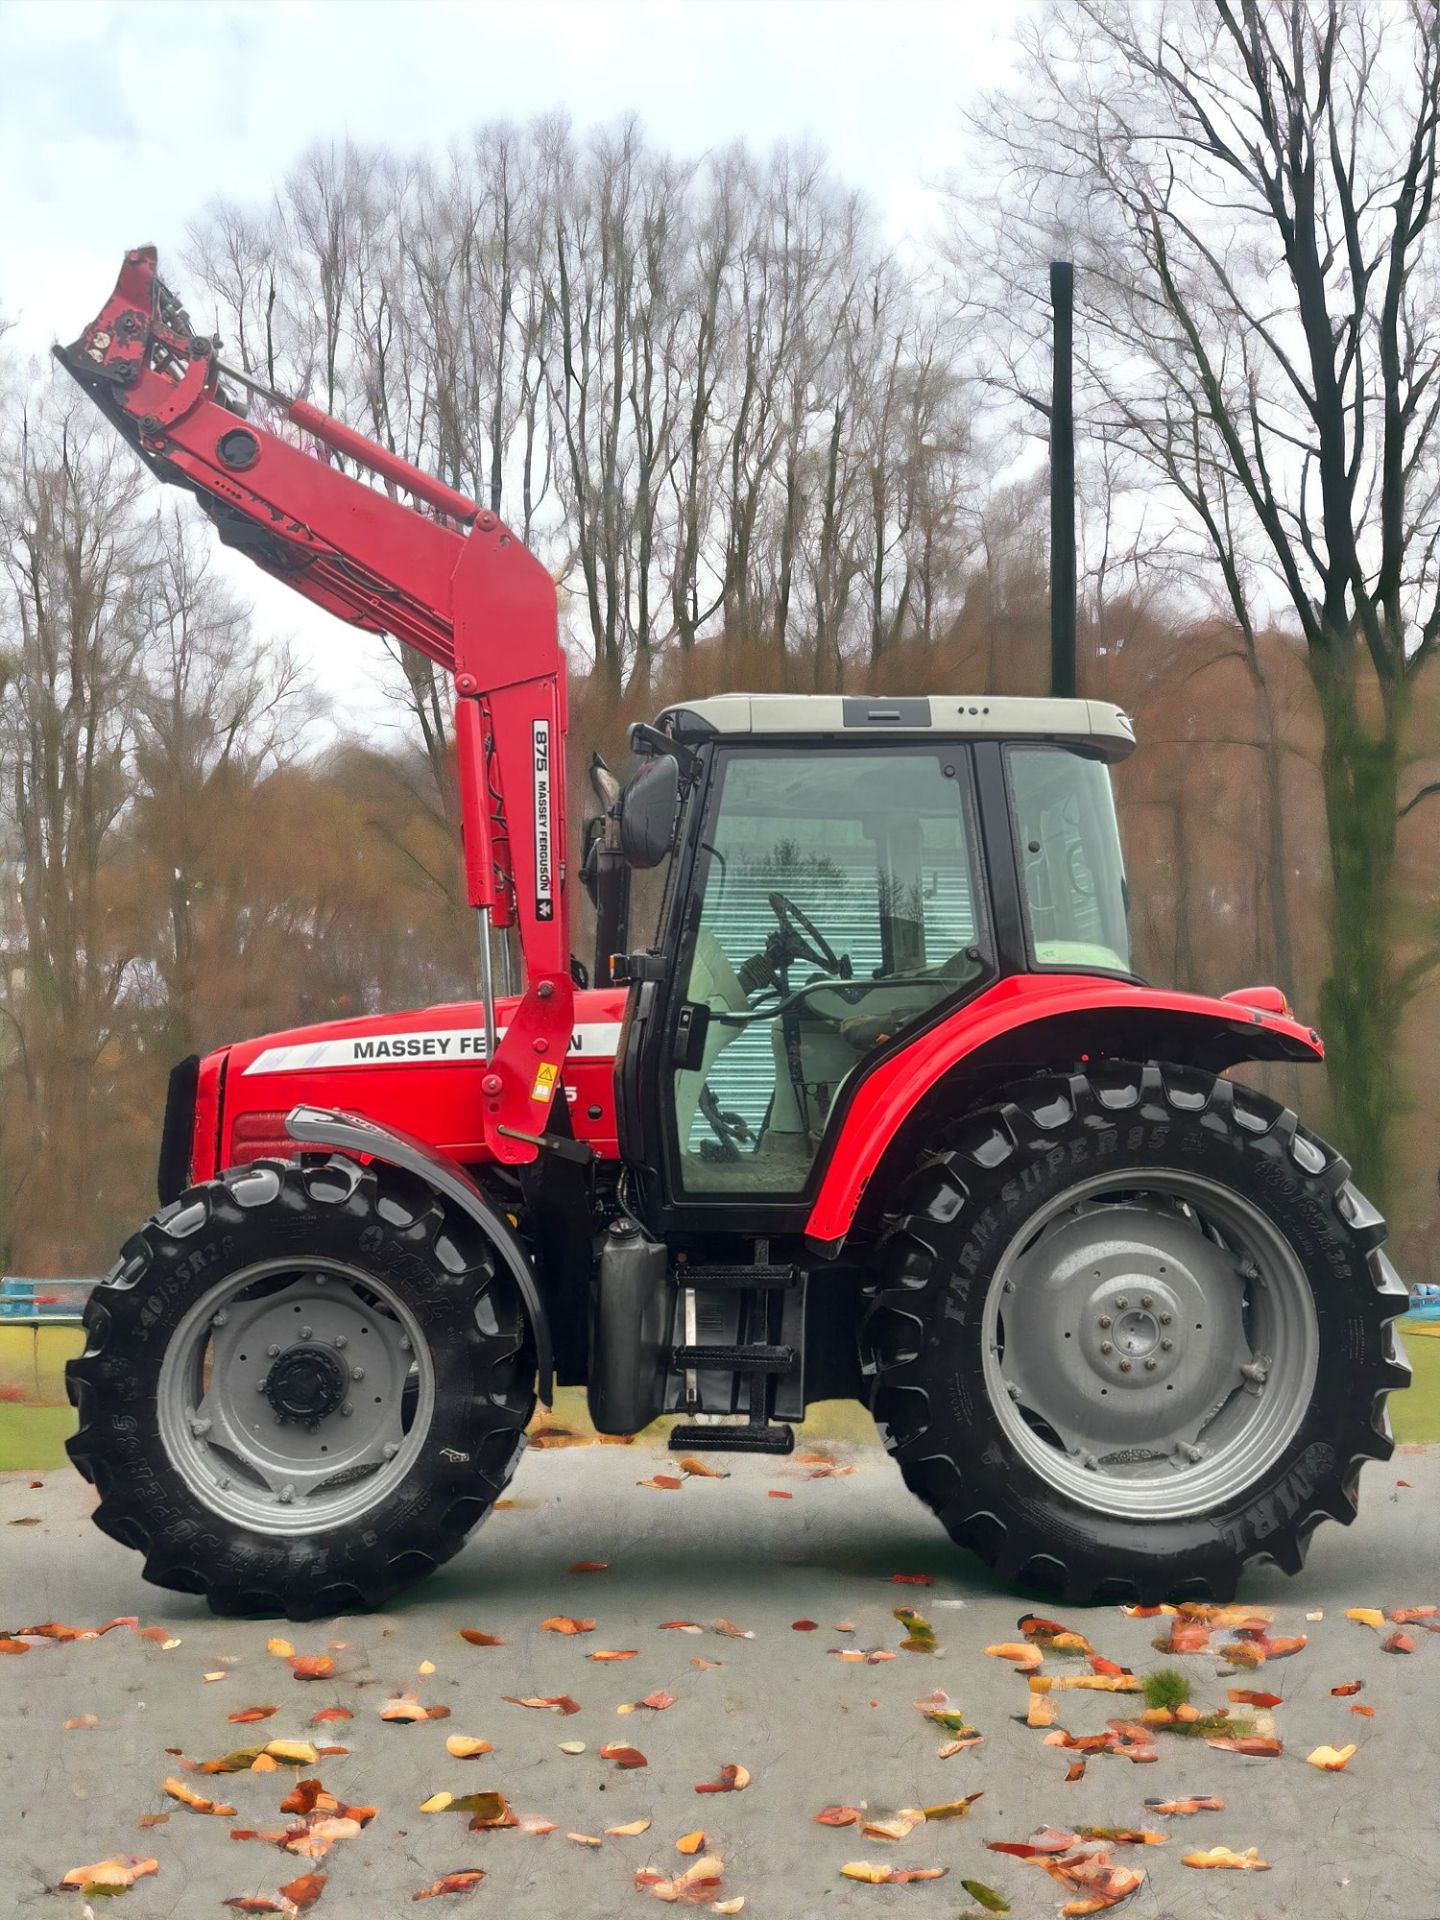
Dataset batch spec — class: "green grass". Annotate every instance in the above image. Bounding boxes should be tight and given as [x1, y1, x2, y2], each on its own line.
[1, 1323, 1435, 1475]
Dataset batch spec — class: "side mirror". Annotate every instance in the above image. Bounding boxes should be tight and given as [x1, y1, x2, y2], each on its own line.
[618, 755, 680, 869]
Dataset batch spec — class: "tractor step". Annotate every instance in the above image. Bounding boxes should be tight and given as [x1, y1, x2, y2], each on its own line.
[673, 1343, 796, 1373]
[668, 1421, 796, 1455]
[680, 1263, 797, 1290]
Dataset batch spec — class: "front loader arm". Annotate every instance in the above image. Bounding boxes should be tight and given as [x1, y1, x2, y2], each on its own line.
[57, 247, 572, 1165]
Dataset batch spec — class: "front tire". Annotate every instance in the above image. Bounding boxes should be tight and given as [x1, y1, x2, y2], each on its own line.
[862, 1062, 1409, 1604]
[66, 1155, 535, 1619]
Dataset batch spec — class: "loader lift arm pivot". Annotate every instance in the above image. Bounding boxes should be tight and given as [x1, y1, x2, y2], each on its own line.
[56, 247, 572, 1166]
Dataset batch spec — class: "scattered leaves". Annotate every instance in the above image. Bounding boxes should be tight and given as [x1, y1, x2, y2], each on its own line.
[289, 1656, 334, 1681]
[1306, 1744, 1357, 1771]
[413, 1871, 485, 1899]
[922, 1792, 983, 1819]
[814, 1806, 860, 1827]
[229, 1707, 280, 1725]
[446, 1736, 494, 1759]
[163, 1776, 237, 1817]
[676, 1831, 707, 1854]
[598, 1743, 648, 1769]
[570, 1561, 608, 1573]
[504, 1694, 581, 1715]
[1345, 1607, 1386, 1630]
[839, 1862, 946, 1884]
[1383, 1630, 1417, 1654]
[679, 1457, 729, 1478]
[458, 1630, 503, 1647]
[960, 1880, 1010, 1913]
[640, 1474, 683, 1490]
[541, 1616, 596, 1635]
[1145, 1797, 1225, 1815]
[606, 1818, 652, 1836]
[60, 1856, 159, 1894]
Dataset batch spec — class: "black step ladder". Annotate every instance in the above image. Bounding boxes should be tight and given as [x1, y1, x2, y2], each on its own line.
[667, 1249, 799, 1455]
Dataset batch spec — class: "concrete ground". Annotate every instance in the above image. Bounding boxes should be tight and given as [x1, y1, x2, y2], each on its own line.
[1, 1438, 1437, 1920]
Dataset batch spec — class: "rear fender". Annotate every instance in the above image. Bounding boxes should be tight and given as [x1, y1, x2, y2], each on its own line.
[805, 976, 1324, 1250]
[286, 1104, 554, 1404]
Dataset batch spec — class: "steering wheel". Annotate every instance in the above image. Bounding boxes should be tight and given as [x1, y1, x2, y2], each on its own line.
[767, 889, 841, 974]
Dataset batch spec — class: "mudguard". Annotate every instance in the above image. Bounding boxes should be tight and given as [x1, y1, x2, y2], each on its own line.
[805, 974, 1326, 1249]
[285, 1104, 554, 1403]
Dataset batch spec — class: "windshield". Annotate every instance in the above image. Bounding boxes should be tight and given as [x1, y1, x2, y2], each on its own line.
[1006, 745, 1132, 974]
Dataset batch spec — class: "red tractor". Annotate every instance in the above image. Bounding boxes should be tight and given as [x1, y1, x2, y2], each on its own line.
[58, 251, 1408, 1620]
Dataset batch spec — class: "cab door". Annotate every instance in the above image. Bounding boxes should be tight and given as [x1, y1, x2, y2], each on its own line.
[634, 740, 993, 1223]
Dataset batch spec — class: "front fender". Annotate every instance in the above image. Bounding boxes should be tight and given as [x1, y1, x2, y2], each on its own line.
[805, 975, 1324, 1249]
[286, 1104, 554, 1404]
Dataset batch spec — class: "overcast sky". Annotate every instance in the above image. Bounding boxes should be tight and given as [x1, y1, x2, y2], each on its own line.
[0, 0, 1024, 733]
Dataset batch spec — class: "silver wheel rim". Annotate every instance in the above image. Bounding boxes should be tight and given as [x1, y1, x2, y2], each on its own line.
[157, 1257, 436, 1534]
[980, 1169, 1318, 1520]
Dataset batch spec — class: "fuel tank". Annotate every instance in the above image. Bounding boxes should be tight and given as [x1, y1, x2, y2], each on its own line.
[187, 988, 629, 1183]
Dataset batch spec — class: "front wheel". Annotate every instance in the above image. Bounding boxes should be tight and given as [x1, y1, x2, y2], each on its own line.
[862, 1062, 1409, 1604]
[66, 1155, 535, 1619]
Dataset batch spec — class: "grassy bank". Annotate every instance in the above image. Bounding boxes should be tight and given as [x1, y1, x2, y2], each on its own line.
[3, 1322, 1436, 1474]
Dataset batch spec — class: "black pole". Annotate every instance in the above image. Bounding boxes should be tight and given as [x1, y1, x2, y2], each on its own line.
[1049, 260, 1077, 699]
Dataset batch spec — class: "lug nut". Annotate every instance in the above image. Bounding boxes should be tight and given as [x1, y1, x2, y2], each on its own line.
[1159, 1313, 1172, 1326]
[1118, 1359, 1132, 1372]
[350, 1366, 365, 1382]
[341, 1403, 354, 1417]
[382, 1441, 399, 1460]
[211, 1310, 228, 1328]
[1098, 1314, 1112, 1329]
[1081, 1453, 1099, 1471]
[1100, 1340, 1113, 1354]
[278, 1484, 295, 1504]
[1140, 1295, 1153, 1309]
[1160, 1338, 1173, 1351]
[1144, 1357, 1157, 1371]
[333, 1334, 347, 1349]
[1006, 1382, 1022, 1401]
[189, 1415, 212, 1437]
[299, 1325, 313, 1340]
[1115, 1296, 1128, 1310]
[267, 1343, 281, 1357]
[257, 1379, 268, 1393]
[399, 1336, 411, 1353]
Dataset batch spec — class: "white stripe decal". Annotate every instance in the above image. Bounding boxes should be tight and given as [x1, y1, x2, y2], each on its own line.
[243, 1021, 623, 1076]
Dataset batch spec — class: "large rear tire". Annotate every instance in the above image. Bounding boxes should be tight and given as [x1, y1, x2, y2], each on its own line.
[66, 1155, 535, 1620]
[861, 1062, 1409, 1604]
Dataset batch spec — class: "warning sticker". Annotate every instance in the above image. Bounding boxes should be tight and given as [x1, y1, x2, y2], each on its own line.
[530, 1061, 559, 1103]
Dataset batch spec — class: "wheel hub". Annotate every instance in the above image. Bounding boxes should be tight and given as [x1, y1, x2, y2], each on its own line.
[263, 1344, 348, 1424]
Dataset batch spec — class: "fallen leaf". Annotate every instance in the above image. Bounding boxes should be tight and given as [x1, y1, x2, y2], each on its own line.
[1065, 1760, 1086, 1782]
[895, 1606, 939, 1653]
[1076, 1827, 1167, 1847]
[814, 1806, 860, 1827]
[660, 1621, 703, 1633]
[413, 1871, 486, 1899]
[1227, 1689, 1282, 1708]
[1345, 1607, 1386, 1630]
[418, 1660, 436, 1675]
[163, 1777, 237, 1817]
[690, 1657, 723, 1671]
[309, 1708, 352, 1724]
[590, 1649, 639, 1662]
[541, 1616, 596, 1635]
[792, 1620, 819, 1631]
[558, 1741, 587, 1754]
[229, 1707, 280, 1725]
[961, 1879, 1010, 1912]
[0, 1637, 30, 1654]
[205, 1671, 228, 1683]
[695, 1763, 750, 1793]
[676, 1831, 707, 1854]
[1351, 1704, 1376, 1716]
[862, 1810, 923, 1842]
[518, 1815, 558, 1835]
[679, 1456, 729, 1478]
[891, 1574, 935, 1585]
[840, 1861, 946, 1884]
[921, 1792, 983, 1819]
[1306, 1743, 1357, 1771]
[267, 1638, 296, 1658]
[638, 1691, 677, 1711]
[504, 1694, 581, 1715]
[712, 1901, 745, 1915]
[63, 1714, 99, 1730]
[711, 1619, 754, 1639]
[767, 1489, 792, 1499]
[598, 1742, 648, 1769]
[279, 1872, 327, 1909]
[1391, 1605, 1438, 1623]
[458, 1630, 503, 1647]
[637, 1853, 725, 1901]
[60, 1856, 159, 1893]
[569, 1833, 604, 1846]
[987, 1828, 1079, 1859]
[640, 1474, 683, 1490]
[138, 1626, 182, 1648]
[570, 1561, 608, 1573]
[1182, 1847, 1270, 1870]
[1145, 1797, 1225, 1815]
[446, 1736, 494, 1759]
[289, 1656, 334, 1681]
[222, 1901, 286, 1914]
[420, 1792, 455, 1813]
[1204, 1736, 1283, 1756]
[1330, 1681, 1363, 1697]
[606, 1818, 652, 1836]
[1382, 1630, 1416, 1654]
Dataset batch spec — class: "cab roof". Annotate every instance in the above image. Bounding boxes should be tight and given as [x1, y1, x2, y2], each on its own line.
[652, 693, 1136, 762]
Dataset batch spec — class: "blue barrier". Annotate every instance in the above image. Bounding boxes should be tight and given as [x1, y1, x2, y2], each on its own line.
[0, 1278, 98, 1323]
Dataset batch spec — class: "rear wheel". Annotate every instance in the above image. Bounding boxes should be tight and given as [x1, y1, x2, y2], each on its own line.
[66, 1155, 534, 1619]
[862, 1062, 1409, 1603]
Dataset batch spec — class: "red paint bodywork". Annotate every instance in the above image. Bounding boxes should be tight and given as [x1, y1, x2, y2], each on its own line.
[191, 988, 630, 1183]
[803, 974, 1325, 1244]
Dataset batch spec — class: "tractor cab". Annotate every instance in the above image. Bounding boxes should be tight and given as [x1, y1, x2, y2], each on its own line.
[610, 693, 1137, 1225]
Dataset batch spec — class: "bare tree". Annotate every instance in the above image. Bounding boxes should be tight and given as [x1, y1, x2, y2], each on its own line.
[969, 0, 1440, 1200]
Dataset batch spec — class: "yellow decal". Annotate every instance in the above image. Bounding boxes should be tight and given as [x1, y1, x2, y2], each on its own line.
[530, 1061, 559, 1103]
